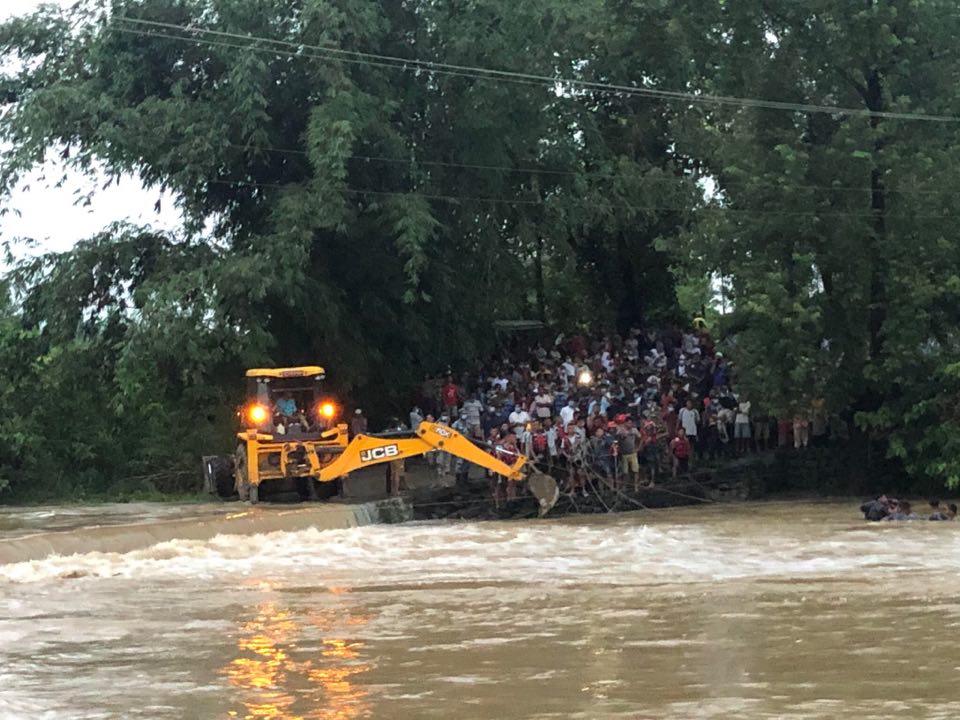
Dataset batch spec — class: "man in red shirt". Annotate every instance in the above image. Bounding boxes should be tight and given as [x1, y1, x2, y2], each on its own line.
[498, 433, 521, 501]
[529, 421, 549, 461]
[669, 427, 692, 479]
[662, 403, 678, 441]
[441, 374, 462, 420]
[639, 412, 663, 487]
[568, 334, 586, 358]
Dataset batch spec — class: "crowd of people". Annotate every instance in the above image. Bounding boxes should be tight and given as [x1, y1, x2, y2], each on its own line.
[406, 324, 830, 500]
[860, 496, 958, 522]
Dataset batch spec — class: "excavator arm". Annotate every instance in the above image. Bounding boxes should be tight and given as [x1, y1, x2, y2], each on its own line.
[315, 421, 527, 482]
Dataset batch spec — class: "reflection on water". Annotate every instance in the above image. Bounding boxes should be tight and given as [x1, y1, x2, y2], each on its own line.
[226, 599, 372, 719]
[308, 638, 371, 720]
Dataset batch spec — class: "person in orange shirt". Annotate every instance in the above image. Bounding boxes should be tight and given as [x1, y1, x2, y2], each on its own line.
[669, 427, 692, 478]
[441, 374, 462, 419]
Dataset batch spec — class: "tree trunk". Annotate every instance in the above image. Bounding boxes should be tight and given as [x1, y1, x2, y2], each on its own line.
[534, 235, 547, 324]
[848, 67, 888, 486]
[865, 69, 887, 361]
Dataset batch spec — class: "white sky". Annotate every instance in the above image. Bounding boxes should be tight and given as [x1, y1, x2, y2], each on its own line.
[0, 0, 184, 264]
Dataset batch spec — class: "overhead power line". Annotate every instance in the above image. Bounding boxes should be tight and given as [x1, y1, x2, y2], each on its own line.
[201, 176, 957, 220]
[225, 141, 960, 198]
[115, 17, 960, 123]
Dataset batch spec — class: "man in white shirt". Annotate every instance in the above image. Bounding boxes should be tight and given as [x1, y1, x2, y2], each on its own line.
[735, 394, 752, 454]
[601, 350, 614, 373]
[545, 418, 560, 462]
[508, 407, 531, 436]
[678, 399, 700, 463]
[561, 358, 576, 388]
[461, 395, 483, 438]
[676, 354, 687, 378]
[490, 374, 509, 392]
[409, 405, 424, 430]
[534, 389, 554, 421]
[519, 422, 534, 457]
[559, 399, 577, 428]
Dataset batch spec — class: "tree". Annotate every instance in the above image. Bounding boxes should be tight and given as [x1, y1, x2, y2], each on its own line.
[0, 0, 693, 496]
[673, 1, 960, 487]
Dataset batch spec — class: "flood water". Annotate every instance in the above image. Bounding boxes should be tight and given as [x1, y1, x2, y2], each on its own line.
[1, 501, 959, 719]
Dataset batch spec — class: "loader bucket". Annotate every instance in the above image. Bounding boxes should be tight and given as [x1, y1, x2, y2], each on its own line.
[527, 472, 559, 517]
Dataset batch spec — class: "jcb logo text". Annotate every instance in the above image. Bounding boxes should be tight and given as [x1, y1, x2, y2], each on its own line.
[360, 445, 400, 463]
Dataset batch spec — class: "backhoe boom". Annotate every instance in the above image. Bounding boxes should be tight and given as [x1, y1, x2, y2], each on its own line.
[315, 421, 527, 482]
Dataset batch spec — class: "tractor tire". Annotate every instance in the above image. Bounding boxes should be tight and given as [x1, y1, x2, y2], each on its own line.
[203, 455, 236, 499]
[315, 478, 342, 501]
[268, 491, 301, 503]
[249, 482, 259, 504]
[235, 444, 251, 501]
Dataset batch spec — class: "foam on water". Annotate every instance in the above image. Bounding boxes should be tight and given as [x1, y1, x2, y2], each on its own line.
[0, 497, 411, 566]
[2, 511, 957, 587]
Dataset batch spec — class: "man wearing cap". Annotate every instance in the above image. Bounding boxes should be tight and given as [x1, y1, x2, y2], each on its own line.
[350, 408, 368, 437]
[711, 355, 729, 388]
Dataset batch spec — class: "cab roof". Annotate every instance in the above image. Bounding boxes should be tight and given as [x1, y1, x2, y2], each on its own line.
[245, 366, 325, 379]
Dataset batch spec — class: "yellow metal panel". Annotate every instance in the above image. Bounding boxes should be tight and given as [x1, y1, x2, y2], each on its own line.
[315, 422, 527, 483]
[245, 366, 325, 378]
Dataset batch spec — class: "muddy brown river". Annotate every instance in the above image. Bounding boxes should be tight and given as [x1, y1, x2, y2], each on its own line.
[1, 500, 958, 719]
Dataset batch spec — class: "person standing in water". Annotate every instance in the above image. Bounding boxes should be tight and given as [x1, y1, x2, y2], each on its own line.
[885, 500, 918, 521]
[928, 500, 958, 521]
[929, 499, 947, 521]
[860, 495, 890, 522]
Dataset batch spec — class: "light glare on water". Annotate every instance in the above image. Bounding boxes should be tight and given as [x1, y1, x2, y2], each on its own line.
[1, 502, 959, 719]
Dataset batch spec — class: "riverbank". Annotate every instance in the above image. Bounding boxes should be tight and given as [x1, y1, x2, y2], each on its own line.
[407, 450, 796, 521]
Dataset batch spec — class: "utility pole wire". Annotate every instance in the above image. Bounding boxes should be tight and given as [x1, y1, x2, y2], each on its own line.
[226, 142, 960, 198]
[116, 17, 960, 123]
[202, 177, 960, 220]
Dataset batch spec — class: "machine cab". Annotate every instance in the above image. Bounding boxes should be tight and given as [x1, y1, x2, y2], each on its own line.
[241, 366, 339, 438]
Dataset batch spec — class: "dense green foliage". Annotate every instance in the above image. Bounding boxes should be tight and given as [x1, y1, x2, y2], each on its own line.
[674, 2, 960, 487]
[1, 0, 960, 498]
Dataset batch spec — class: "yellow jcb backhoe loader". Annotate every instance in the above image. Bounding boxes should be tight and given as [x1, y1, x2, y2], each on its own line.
[202, 365, 559, 514]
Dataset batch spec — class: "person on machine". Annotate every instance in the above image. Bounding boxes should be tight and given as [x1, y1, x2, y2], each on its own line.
[274, 392, 308, 434]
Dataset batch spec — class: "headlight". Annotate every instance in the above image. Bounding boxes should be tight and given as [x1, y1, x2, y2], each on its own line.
[319, 401, 337, 419]
[247, 404, 269, 425]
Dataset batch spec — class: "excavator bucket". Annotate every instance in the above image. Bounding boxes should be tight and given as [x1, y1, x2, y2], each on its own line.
[527, 472, 559, 517]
